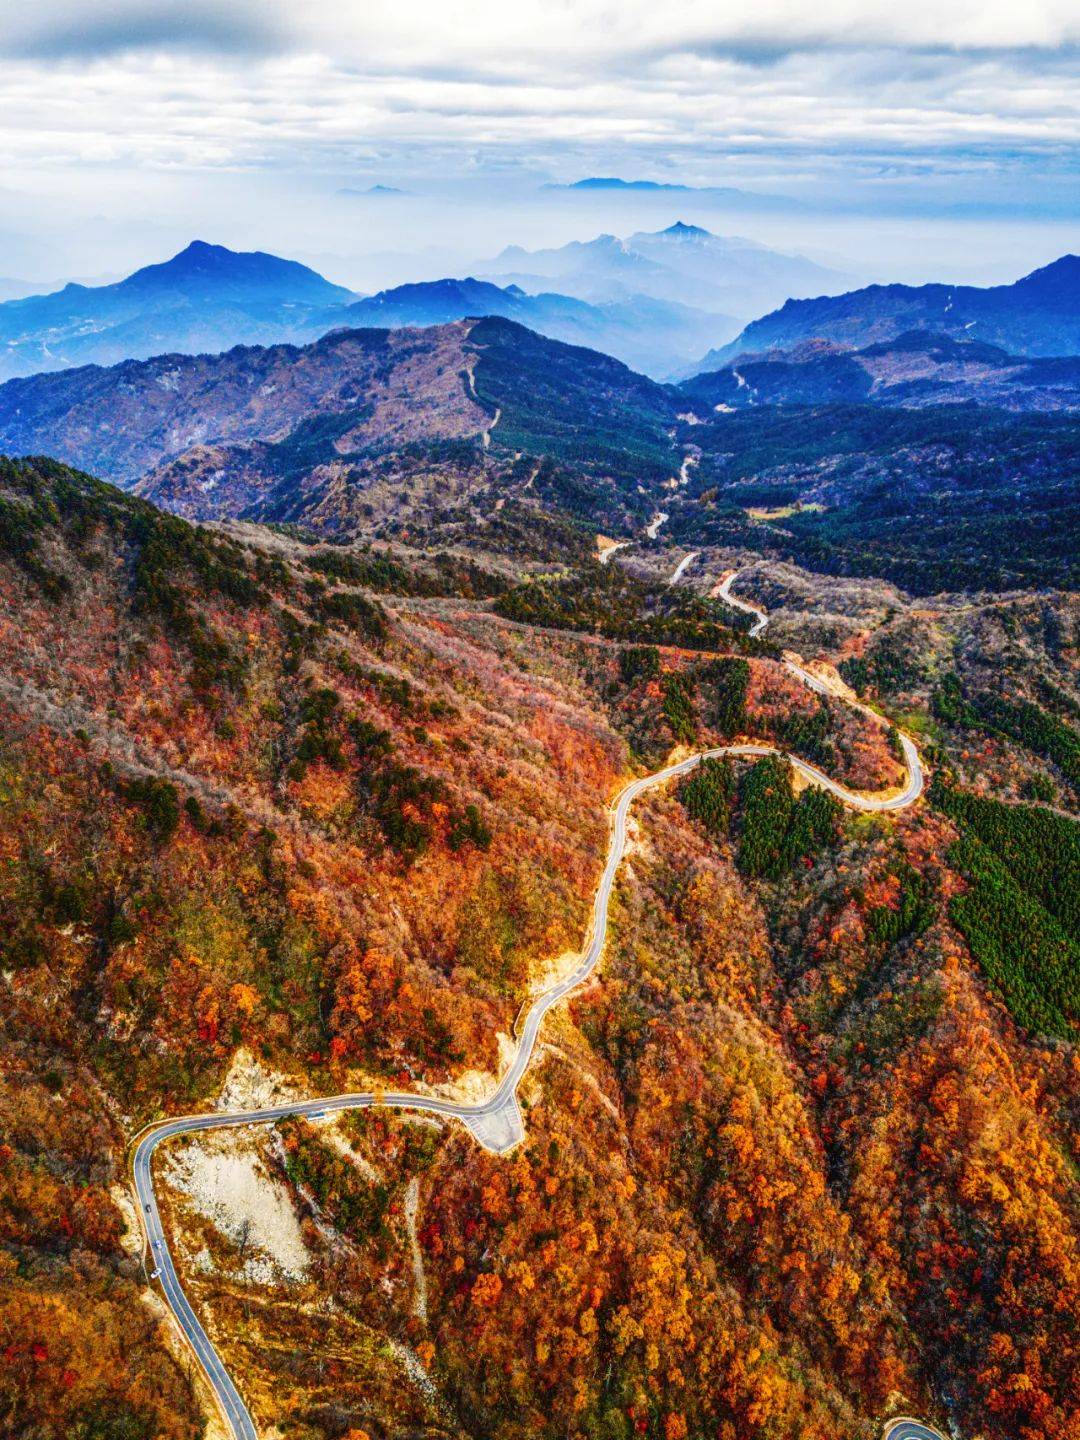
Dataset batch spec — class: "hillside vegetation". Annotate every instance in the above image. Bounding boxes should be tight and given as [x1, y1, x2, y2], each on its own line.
[0, 455, 1078, 1440]
[672, 404, 1080, 593]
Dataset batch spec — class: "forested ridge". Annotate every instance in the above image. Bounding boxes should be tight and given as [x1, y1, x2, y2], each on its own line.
[930, 781, 1079, 1038]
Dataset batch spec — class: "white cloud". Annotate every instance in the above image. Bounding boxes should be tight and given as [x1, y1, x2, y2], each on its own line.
[0, 22, 1074, 178]
[0, 0, 1074, 286]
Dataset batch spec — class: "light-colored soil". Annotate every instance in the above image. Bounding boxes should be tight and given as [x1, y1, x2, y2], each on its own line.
[164, 1133, 309, 1283]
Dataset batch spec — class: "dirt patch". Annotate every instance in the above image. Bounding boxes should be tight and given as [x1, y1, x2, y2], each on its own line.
[404, 1177, 428, 1323]
[164, 1132, 309, 1283]
[109, 1182, 143, 1257]
[317, 1115, 385, 1184]
[431, 1029, 518, 1105]
[215, 1047, 299, 1112]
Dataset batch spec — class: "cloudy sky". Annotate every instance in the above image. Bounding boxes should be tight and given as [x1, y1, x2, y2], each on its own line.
[0, 0, 1076, 287]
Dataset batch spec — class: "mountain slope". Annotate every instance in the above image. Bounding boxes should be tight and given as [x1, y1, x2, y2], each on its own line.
[669, 402, 1080, 593]
[469, 315, 677, 476]
[0, 322, 489, 487]
[710, 255, 1080, 364]
[0, 240, 356, 380]
[1, 455, 1078, 1440]
[680, 332, 1080, 412]
[0, 317, 681, 530]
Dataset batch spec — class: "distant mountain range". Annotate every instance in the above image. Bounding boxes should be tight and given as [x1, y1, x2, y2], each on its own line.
[540, 178, 802, 210]
[0, 240, 357, 380]
[679, 332, 1080, 413]
[4, 298, 1077, 524]
[543, 177, 695, 193]
[335, 273, 735, 377]
[0, 225, 860, 389]
[1, 305, 1077, 588]
[3, 237, 1077, 413]
[0, 233, 738, 382]
[707, 255, 1080, 365]
[482, 221, 850, 323]
[339, 184, 409, 197]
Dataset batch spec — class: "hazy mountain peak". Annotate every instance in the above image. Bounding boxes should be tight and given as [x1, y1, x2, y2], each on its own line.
[584, 233, 623, 251]
[481, 223, 848, 324]
[126, 239, 239, 281]
[0, 241, 356, 380]
[660, 221, 711, 239]
[119, 240, 351, 300]
[333, 274, 736, 377]
[176, 238, 225, 258]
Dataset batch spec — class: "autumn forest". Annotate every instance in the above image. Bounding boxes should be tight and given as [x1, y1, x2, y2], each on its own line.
[0, 403, 1076, 1440]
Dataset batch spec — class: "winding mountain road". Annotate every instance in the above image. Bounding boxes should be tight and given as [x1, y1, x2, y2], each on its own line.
[131, 572, 924, 1439]
[668, 550, 699, 585]
[715, 568, 769, 637]
[463, 351, 499, 448]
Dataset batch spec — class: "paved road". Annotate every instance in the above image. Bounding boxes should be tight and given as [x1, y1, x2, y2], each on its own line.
[883, 1420, 948, 1440]
[716, 570, 923, 811]
[668, 550, 699, 585]
[131, 574, 926, 1439]
[715, 568, 769, 637]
